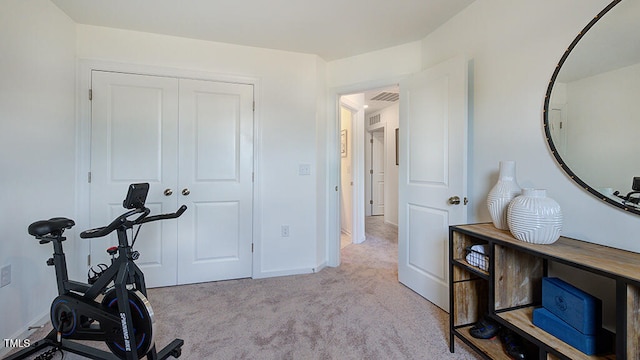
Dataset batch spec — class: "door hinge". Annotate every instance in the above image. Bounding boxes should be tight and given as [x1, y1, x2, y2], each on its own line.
[251, 243, 254, 253]
[252, 172, 254, 182]
[87, 254, 91, 266]
[369, 200, 373, 205]
[88, 171, 92, 183]
[369, 169, 373, 175]
[253, 101, 255, 111]
[370, 138, 374, 143]
[89, 89, 92, 101]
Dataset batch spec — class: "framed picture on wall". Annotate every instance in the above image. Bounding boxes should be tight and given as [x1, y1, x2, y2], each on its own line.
[341, 129, 347, 157]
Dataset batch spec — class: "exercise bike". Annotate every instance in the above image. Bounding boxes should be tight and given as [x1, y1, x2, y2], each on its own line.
[5, 183, 186, 360]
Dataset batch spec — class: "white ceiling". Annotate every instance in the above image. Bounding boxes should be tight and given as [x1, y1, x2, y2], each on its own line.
[50, 0, 474, 61]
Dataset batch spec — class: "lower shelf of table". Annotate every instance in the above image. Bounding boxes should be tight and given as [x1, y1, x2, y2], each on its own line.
[452, 324, 512, 360]
[496, 307, 616, 360]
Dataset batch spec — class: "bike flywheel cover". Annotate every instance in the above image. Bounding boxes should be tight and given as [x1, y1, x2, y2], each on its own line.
[50, 296, 77, 336]
[102, 289, 156, 358]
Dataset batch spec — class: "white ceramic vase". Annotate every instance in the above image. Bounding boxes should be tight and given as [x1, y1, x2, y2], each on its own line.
[487, 161, 521, 230]
[507, 188, 563, 245]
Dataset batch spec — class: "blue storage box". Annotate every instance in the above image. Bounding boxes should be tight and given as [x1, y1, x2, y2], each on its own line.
[532, 307, 613, 355]
[541, 277, 601, 335]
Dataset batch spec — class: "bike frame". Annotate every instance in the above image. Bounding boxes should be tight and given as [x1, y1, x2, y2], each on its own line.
[4, 205, 186, 360]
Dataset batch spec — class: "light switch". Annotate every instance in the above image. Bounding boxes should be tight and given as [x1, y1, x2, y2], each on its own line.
[299, 164, 311, 176]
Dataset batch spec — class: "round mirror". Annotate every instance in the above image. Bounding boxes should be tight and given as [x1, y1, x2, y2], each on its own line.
[544, 0, 640, 215]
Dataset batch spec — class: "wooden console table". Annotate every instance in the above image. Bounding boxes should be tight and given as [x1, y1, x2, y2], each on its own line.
[449, 223, 640, 359]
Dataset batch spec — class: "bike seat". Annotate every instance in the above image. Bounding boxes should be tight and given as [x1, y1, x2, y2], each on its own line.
[28, 217, 75, 238]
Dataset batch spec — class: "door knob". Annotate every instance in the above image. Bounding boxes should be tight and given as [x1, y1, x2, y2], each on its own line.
[164, 188, 173, 196]
[448, 196, 461, 205]
[182, 188, 190, 196]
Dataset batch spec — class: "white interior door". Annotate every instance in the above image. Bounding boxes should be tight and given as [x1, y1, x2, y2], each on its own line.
[177, 78, 254, 284]
[398, 56, 468, 312]
[90, 70, 179, 287]
[371, 130, 385, 215]
[90, 71, 254, 287]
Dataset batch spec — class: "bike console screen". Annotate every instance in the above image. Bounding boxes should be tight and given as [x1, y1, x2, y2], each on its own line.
[123, 183, 149, 209]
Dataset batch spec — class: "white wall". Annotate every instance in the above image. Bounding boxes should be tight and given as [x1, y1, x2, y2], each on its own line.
[0, 0, 76, 348]
[338, 93, 366, 245]
[418, 0, 640, 253]
[315, 57, 328, 269]
[4, 0, 639, 350]
[329, 0, 640, 253]
[327, 42, 422, 88]
[339, 106, 353, 236]
[1, 6, 328, 345]
[326, 0, 638, 320]
[75, 25, 325, 277]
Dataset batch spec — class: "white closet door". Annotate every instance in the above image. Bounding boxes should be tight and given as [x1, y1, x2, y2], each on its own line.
[177, 78, 254, 284]
[90, 70, 179, 287]
[90, 71, 254, 287]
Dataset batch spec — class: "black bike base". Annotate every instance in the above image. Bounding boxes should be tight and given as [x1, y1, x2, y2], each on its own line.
[3, 330, 183, 360]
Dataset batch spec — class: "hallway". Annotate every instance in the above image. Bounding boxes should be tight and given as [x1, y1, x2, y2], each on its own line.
[341, 215, 398, 250]
[364, 215, 398, 245]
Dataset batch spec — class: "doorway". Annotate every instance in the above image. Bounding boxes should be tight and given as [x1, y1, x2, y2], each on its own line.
[332, 57, 468, 312]
[339, 86, 400, 250]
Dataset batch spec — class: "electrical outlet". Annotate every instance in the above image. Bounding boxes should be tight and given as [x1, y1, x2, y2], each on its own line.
[281, 225, 290, 237]
[1, 264, 11, 288]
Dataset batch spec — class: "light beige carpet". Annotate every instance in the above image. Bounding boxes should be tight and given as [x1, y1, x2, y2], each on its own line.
[13, 216, 481, 359]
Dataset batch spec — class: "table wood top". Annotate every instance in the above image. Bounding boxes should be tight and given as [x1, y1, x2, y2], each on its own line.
[452, 223, 640, 284]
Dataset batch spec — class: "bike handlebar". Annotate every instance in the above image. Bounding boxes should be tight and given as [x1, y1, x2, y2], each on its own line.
[80, 205, 187, 239]
[139, 205, 187, 224]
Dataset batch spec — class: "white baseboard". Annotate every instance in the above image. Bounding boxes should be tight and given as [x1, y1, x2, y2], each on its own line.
[314, 261, 327, 272]
[253, 266, 319, 279]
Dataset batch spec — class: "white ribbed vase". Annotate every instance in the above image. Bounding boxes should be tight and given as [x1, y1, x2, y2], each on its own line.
[487, 161, 521, 230]
[507, 188, 563, 245]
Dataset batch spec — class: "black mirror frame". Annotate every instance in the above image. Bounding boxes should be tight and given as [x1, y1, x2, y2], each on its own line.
[542, 0, 640, 215]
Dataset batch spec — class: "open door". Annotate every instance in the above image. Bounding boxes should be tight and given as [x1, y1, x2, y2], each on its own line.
[398, 56, 468, 312]
[371, 130, 385, 216]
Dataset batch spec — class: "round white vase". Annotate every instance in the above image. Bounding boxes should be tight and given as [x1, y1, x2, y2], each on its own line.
[507, 188, 563, 245]
[487, 161, 521, 230]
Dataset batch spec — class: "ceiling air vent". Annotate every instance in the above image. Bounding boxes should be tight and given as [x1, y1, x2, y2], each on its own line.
[369, 114, 381, 126]
[370, 92, 399, 102]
